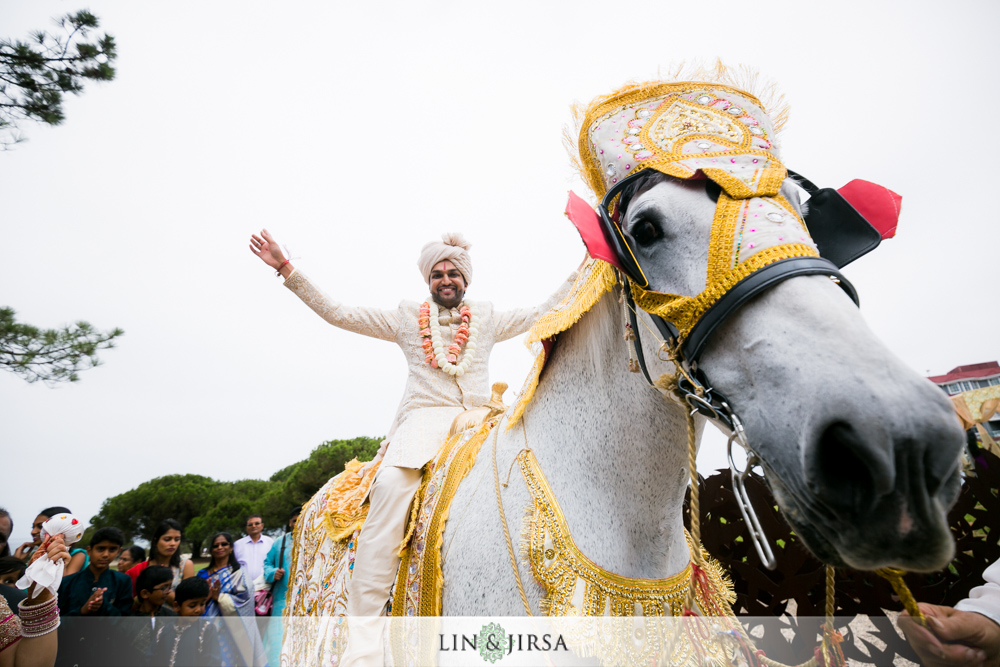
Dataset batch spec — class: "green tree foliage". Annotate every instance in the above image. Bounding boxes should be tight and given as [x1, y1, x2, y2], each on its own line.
[0, 307, 123, 384]
[90, 437, 382, 555]
[1, 10, 117, 147]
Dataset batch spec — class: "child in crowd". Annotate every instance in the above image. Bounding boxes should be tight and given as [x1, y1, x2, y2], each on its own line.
[0, 556, 26, 586]
[148, 577, 222, 666]
[133, 566, 176, 618]
[56, 527, 133, 667]
[58, 527, 133, 617]
[117, 545, 146, 573]
[124, 565, 176, 665]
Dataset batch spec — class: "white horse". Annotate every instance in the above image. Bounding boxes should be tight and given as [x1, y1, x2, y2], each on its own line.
[438, 173, 965, 615]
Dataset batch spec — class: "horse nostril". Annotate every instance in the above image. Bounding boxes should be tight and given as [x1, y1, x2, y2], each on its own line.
[809, 422, 891, 515]
[920, 430, 962, 499]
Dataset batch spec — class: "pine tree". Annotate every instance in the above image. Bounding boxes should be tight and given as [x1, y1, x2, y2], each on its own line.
[0, 9, 117, 147]
[0, 307, 123, 384]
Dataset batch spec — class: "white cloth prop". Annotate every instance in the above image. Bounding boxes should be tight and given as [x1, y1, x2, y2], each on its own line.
[16, 513, 85, 598]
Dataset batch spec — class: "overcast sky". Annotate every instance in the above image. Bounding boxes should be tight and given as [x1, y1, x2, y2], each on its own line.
[2, 0, 997, 548]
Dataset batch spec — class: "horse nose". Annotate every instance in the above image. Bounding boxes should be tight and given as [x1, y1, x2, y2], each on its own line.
[808, 418, 962, 517]
[808, 421, 895, 515]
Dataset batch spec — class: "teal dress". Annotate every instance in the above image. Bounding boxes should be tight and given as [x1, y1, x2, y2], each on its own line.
[262, 534, 292, 667]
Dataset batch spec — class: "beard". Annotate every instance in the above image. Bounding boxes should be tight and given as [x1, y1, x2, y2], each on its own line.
[432, 286, 465, 309]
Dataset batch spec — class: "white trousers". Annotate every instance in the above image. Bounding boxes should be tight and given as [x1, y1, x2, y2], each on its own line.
[341, 465, 422, 667]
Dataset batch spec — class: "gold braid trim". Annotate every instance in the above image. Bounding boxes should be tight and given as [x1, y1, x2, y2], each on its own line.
[525, 258, 619, 347]
[396, 463, 431, 557]
[507, 259, 618, 430]
[631, 242, 819, 339]
[391, 423, 494, 617]
[518, 449, 735, 617]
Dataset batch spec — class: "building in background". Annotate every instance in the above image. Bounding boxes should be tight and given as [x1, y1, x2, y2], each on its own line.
[929, 362, 1000, 439]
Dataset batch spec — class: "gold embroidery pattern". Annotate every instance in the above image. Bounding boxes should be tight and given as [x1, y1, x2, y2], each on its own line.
[388, 424, 493, 667]
[632, 242, 819, 340]
[391, 423, 493, 618]
[518, 450, 734, 617]
[518, 450, 740, 666]
[646, 98, 745, 150]
[283, 474, 355, 667]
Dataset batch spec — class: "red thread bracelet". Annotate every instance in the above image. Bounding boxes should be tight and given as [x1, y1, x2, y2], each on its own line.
[275, 259, 291, 276]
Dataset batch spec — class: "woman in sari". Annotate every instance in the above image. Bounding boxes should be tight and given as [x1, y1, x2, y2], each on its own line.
[198, 532, 267, 667]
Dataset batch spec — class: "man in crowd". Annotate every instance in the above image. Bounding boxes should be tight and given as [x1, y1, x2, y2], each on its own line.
[0, 508, 11, 558]
[233, 514, 272, 587]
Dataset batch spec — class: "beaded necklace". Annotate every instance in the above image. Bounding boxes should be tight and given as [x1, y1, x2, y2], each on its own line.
[418, 301, 478, 376]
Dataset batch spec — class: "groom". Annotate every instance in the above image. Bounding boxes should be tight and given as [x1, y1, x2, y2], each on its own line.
[250, 229, 575, 665]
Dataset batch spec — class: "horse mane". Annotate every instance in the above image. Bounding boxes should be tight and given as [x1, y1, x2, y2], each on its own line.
[569, 284, 621, 377]
[563, 60, 791, 198]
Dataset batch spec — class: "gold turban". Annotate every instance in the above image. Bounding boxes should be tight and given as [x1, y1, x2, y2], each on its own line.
[417, 233, 473, 285]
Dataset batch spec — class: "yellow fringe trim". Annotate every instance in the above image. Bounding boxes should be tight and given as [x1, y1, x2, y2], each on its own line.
[507, 259, 619, 430]
[391, 422, 494, 617]
[518, 448, 736, 617]
[320, 457, 381, 543]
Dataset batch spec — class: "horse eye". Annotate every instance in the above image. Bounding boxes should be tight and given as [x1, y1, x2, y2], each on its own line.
[630, 215, 663, 247]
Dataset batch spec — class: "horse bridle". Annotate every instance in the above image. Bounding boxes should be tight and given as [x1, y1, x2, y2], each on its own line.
[602, 169, 881, 570]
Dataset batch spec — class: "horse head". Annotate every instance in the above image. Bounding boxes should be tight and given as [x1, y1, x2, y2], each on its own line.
[573, 77, 966, 573]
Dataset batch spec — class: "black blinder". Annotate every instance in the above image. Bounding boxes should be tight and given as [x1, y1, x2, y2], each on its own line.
[787, 170, 882, 268]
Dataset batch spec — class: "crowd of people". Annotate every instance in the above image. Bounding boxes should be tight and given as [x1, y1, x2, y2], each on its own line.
[0, 504, 300, 667]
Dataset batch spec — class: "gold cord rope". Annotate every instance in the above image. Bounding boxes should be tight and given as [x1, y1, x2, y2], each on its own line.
[684, 406, 702, 612]
[874, 567, 926, 625]
[491, 417, 534, 616]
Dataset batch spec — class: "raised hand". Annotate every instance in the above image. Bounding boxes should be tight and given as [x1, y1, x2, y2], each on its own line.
[209, 579, 221, 601]
[14, 540, 36, 560]
[249, 229, 288, 271]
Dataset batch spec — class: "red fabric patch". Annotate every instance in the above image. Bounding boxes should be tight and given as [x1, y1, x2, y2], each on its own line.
[565, 191, 624, 271]
[837, 179, 901, 240]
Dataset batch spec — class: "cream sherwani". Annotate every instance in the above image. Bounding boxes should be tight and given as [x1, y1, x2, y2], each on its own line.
[283, 269, 576, 470]
[283, 268, 575, 665]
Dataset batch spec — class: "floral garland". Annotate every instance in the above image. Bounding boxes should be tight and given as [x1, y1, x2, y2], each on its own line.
[418, 301, 478, 376]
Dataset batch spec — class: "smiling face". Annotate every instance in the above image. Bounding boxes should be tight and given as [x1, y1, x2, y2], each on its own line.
[30, 515, 48, 545]
[429, 260, 466, 309]
[156, 529, 182, 560]
[211, 535, 232, 565]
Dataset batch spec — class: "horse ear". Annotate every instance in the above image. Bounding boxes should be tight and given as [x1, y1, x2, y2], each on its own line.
[837, 180, 901, 240]
[565, 191, 624, 270]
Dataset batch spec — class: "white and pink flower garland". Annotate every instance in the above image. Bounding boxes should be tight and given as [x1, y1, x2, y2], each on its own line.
[418, 301, 478, 376]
